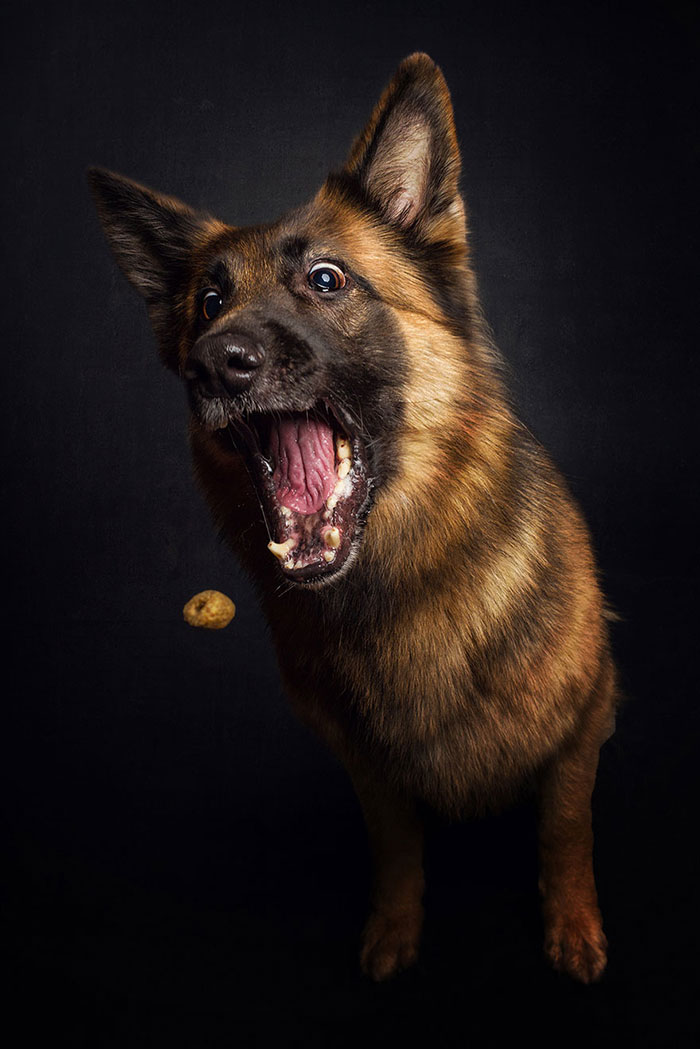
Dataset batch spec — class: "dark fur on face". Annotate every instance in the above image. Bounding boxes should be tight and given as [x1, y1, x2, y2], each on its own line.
[89, 52, 617, 984]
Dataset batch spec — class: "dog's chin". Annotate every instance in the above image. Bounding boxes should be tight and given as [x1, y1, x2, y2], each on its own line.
[195, 392, 374, 588]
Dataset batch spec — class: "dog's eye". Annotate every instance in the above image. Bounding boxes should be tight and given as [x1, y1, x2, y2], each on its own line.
[201, 290, 223, 321]
[308, 262, 346, 293]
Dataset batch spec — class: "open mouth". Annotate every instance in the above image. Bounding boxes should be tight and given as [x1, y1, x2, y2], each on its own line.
[215, 402, 371, 585]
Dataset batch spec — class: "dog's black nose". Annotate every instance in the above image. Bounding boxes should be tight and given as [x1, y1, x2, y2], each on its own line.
[184, 332, 265, 397]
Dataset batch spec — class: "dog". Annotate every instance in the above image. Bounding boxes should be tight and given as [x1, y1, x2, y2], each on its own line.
[89, 52, 617, 984]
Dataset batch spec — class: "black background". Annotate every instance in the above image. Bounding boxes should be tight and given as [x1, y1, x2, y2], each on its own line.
[2, 1, 699, 1045]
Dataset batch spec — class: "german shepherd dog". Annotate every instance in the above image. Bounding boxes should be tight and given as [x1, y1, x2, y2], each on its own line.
[89, 53, 617, 984]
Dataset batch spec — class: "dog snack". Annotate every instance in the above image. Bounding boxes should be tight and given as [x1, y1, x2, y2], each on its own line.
[183, 590, 236, 629]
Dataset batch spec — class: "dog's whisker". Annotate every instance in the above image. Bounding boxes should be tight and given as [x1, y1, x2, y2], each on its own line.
[227, 425, 273, 543]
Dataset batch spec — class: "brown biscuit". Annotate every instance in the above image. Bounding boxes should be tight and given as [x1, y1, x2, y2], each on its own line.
[183, 590, 236, 629]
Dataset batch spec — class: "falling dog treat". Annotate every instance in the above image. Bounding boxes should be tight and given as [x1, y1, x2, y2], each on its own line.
[183, 590, 236, 629]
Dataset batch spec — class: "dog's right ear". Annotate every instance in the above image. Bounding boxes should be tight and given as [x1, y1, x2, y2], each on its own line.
[87, 168, 212, 300]
[88, 168, 222, 364]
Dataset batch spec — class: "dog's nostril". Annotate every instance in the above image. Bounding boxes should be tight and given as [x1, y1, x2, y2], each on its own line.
[224, 342, 265, 371]
[224, 353, 247, 371]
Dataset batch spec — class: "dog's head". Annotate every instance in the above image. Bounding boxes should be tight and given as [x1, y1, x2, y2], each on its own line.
[90, 53, 481, 588]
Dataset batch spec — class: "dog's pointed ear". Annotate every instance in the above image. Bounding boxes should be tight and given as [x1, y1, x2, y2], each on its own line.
[88, 168, 222, 366]
[342, 53, 465, 241]
[87, 166, 214, 305]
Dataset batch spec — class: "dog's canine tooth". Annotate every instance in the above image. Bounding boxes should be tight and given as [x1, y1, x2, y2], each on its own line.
[336, 437, 351, 460]
[323, 527, 341, 549]
[268, 538, 295, 562]
[337, 459, 351, 480]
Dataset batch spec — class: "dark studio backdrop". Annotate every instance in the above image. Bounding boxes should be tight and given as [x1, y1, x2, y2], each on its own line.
[2, 1, 698, 1045]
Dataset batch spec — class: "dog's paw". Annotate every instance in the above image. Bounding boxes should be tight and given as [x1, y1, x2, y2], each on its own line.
[359, 910, 422, 982]
[544, 907, 608, 984]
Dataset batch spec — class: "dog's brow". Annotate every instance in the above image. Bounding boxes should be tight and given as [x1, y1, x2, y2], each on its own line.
[276, 232, 377, 297]
[205, 259, 233, 292]
[278, 236, 310, 267]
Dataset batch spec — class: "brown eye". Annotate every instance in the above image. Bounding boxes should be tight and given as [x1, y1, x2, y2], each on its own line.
[201, 290, 223, 321]
[308, 262, 346, 293]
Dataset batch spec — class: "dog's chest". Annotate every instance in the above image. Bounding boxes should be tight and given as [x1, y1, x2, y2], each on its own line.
[267, 590, 545, 810]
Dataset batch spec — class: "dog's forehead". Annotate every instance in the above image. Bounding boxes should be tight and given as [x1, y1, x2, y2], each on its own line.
[201, 202, 396, 281]
[198, 224, 275, 277]
[194, 194, 444, 322]
[200, 202, 366, 272]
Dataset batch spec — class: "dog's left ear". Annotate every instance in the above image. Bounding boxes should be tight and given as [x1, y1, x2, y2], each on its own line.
[342, 53, 465, 243]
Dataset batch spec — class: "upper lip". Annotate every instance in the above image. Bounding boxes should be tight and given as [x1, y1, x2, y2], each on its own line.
[321, 398, 359, 440]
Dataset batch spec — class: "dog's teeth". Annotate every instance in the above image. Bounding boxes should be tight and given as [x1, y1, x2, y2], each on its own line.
[268, 538, 295, 562]
[333, 479, 347, 497]
[323, 549, 335, 563]
[336, 437, 351, 461]
[323, 527, 341, 549]
[337, 459, 351, 480]
[323, 494, 339, 521]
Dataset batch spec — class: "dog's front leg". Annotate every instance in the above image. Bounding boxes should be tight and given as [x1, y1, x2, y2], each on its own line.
[537, 671, 614, 983]
[349, 766, 425, 981]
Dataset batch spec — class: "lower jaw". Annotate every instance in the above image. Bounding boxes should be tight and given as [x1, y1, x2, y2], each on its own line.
[267, 466, 357, 576]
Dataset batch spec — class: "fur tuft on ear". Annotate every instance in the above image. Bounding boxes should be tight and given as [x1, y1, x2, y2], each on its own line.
[342, 53, 465, 242]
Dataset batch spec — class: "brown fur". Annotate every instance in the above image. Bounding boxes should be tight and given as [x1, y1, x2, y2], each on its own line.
[89, 52, 617, 984]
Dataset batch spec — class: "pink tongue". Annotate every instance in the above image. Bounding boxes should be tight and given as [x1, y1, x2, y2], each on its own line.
[270, 415, 336, 514]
